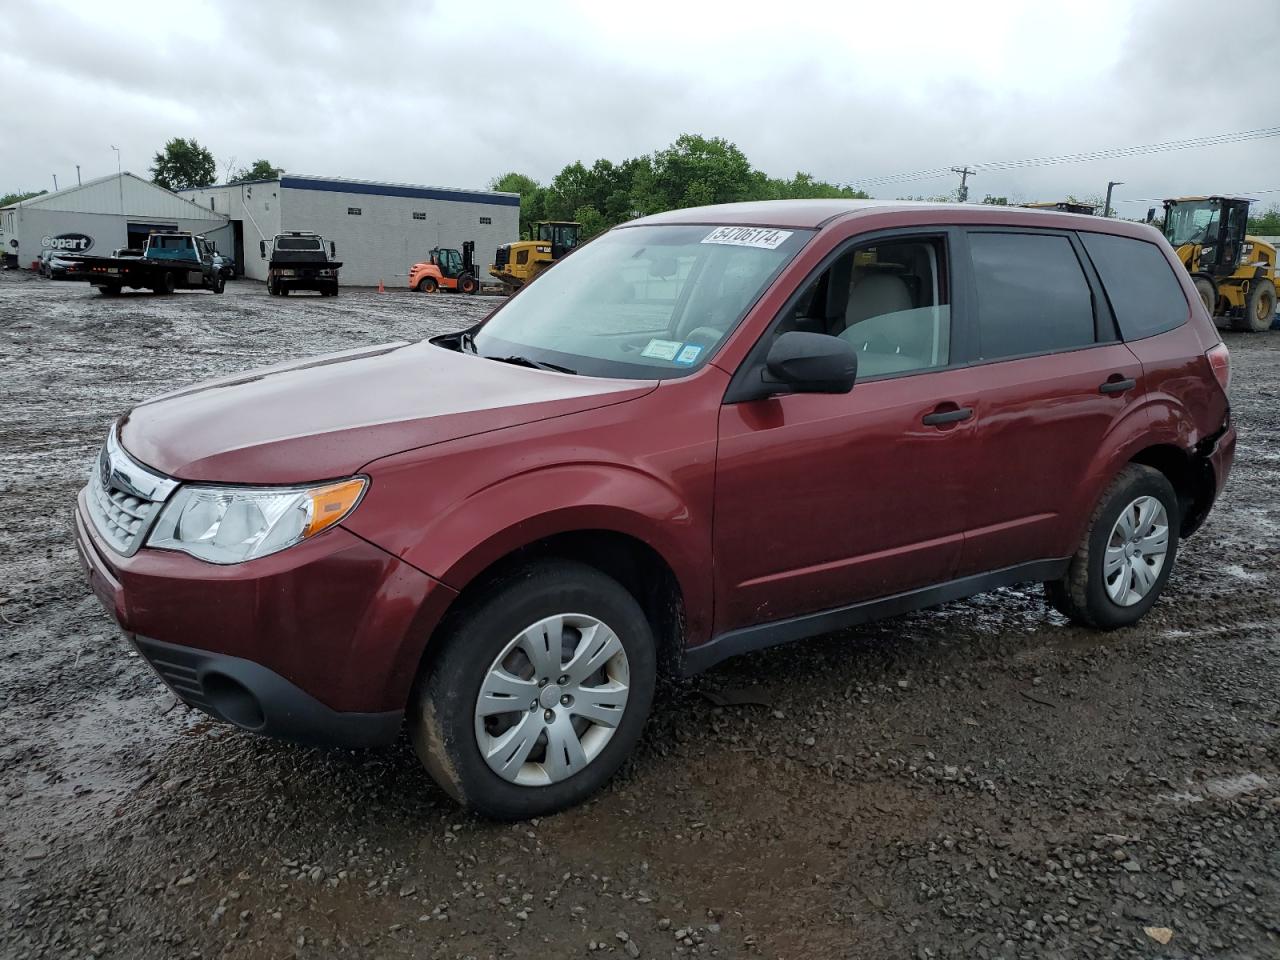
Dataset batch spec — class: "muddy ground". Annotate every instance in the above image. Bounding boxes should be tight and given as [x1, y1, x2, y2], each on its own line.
[1, 271, 1277, 960]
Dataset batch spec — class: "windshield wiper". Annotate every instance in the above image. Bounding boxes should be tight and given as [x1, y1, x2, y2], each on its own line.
[486, 354, 577, 375]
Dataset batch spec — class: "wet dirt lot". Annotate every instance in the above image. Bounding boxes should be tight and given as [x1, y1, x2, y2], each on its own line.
[1, 271, 1278, 960]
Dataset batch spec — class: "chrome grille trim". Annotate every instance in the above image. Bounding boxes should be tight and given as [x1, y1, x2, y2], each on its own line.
[84, 424, 178, 557]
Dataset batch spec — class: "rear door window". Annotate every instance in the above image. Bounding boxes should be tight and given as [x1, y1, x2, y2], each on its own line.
[1079, 232, 1189, 340]
[968, 232, 1096, 360]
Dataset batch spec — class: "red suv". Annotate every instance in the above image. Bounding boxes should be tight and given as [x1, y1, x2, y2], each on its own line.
[75, 200, 1235, 818]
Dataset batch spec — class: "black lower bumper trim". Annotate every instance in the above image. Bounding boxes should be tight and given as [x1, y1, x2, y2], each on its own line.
[133, 636, 402, 748]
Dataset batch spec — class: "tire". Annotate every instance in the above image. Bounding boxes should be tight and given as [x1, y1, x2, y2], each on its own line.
[459, 273, 478, 295]
[212, 274, 225, 294]
[1193, 276, 1216, 316]
[417, 277, 438, 293]
[1234, 279, 1276, 333]
[1045, 464, 1180, 629]
[156, 272, 176, 295]
[411, 561, 657, 820]
[96, 284, 121, 297]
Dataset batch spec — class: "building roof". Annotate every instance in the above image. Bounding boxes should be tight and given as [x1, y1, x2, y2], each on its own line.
[1, 172, 227, 221]
[180, 174, 521, 208]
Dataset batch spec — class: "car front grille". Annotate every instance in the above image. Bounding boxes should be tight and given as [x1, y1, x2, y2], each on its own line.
[83, 427, 178, 556]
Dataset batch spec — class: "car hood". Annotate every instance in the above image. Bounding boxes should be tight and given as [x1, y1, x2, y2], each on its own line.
[121, 340, 655, 483]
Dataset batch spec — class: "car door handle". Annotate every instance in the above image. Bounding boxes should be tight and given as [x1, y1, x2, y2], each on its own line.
[921, 406, 974, 426]
[1099, 377, 1137, 395]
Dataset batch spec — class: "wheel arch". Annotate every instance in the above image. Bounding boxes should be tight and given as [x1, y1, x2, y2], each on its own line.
[1128, 442, 1218, 537]
[413, 528, 690, 693]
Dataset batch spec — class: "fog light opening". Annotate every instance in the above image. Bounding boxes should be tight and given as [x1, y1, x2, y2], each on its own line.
[202, 673, 266, 730]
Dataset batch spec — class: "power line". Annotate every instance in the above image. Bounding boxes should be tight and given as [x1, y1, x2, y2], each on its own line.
[853, 125, 1280, 188]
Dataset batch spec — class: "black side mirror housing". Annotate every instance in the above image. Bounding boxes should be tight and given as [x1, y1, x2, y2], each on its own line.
[762, 331, 858, 395]
[259, 240, 266, 259]
[330, 241, 336, 258]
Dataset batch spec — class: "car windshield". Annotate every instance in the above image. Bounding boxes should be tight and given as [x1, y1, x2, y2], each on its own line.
[1164, 201, 1219, 246]
[278, 238, 322, 250]
[469, 223, 812, 379]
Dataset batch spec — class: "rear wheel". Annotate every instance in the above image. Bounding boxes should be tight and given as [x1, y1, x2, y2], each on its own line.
[155, 272, 176, 295]
[96, 284, 121, 297]
[417, 277, 438, 293]
[1235, 279, 1276, 333]
[411, 561, 656, 820]
[459, 273, 479, 295]
[1193, 276, 1216, 316]
[1046, 464, 1180, 629]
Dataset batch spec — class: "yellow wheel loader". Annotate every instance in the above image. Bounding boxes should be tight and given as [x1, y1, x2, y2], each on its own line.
[1163, 196, 1278, 332]
[489, 221, 581, 292]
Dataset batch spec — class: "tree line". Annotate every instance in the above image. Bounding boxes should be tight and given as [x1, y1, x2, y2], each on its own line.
[491, 134, 869, 238]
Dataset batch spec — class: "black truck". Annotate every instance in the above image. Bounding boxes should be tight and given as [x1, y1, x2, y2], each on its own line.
[60, 232, 226, 296]
[261, 232, 342, 296]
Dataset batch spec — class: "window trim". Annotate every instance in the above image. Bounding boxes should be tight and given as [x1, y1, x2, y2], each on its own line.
[959, 226, 1120, 367]
[724, 225, 970, 404]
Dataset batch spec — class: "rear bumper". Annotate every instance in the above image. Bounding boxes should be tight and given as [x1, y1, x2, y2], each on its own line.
[74, 492, 457, 745]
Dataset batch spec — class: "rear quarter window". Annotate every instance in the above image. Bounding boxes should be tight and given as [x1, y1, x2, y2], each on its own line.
[1079, 232, 1189, 340]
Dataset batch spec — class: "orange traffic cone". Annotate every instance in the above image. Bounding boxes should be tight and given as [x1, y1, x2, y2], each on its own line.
[378, 278, 385, 293]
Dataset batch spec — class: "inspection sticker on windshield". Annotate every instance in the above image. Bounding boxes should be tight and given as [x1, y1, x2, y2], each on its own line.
[675, 344, 702, 364]
[701, 226, 793, 249]
[641, 339, 683, 361]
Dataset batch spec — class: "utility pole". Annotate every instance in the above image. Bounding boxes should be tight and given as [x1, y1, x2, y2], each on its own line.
[951, 166, 976, 203]
[1103, 180, 1123, 218]
[52, 174, 58, 191]
[76, 165, 82, 186]
[111, 145, 123, 213]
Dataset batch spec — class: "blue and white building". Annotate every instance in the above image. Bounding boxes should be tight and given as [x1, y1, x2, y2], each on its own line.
[181, 175, 520, 286]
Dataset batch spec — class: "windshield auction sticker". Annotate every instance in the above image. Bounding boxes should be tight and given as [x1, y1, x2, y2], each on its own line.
[641, 339, 683, 361]
[701, 226, 794, 249]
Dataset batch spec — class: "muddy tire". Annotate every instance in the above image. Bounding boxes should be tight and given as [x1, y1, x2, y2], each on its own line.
[155, 272, 176, 295]
[459, 273, 478, 295]
[410, 561, 656, 820]
[417, 277, 438, 293]
[1193, 276, 1216, 317]
[1234, 279, 1276, 333]
[1046, 464, 1180, 629]
[96, 284, 121, 297]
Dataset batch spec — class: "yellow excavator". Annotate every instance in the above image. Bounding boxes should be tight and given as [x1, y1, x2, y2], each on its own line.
[1162, 196, 1277, 332]
[489, 221, 581, 292]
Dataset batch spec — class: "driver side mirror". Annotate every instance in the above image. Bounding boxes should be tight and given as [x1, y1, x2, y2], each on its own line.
[762, 331, 858, 395]
[330, 241, 336, 258]
[259, 240, 266, 259]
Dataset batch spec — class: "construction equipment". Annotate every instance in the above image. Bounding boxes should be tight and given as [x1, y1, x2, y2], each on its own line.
[410, 240, 479, 294]
[489, 221, 581, 292]
[1163, 196, 1277, 332]
[1022, 201, 1097, 215]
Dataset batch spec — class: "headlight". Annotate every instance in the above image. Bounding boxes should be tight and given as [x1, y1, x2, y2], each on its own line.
[147, 477, 366, 564]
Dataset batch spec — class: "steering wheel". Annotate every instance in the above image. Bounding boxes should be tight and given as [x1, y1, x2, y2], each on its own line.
[681, 325, 725, 347]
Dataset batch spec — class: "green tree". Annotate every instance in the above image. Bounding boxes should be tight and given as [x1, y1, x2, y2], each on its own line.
[1248, 204, 1280, 235]
[149, 138, 216, 191]
[0, 189, 45, 207]
[490, 171, 549, 237]
[573, 204, 608, 240]
[229, 159, 282, 183]
[981, 194, 1009, 205]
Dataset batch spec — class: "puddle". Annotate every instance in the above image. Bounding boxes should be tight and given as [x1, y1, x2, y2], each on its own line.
[1160, 772, 1271, 804]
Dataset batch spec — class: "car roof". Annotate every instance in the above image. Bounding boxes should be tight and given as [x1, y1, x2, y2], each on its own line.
[626, 198, 1163, 240]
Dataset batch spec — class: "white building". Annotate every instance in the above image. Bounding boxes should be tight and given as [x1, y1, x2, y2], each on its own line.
[180, 175, 520, 286]
[0, 173, 231, 270]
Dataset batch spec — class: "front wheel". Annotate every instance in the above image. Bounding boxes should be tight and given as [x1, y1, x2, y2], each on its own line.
[1046, 464, 1180, 629]
[459, 273, 479, 295]
[1193, 276, 1216, 317]
[417, 277, 438, 293]
[411, 561, 656, 820]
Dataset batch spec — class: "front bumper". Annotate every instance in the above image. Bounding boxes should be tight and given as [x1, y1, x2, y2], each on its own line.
[74, 491, 457, 746]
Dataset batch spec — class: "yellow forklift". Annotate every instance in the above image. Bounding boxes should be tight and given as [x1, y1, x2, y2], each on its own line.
[1162, 196, 1278, 332]
[489, 221, 581, 292]
[1022, 200, 1097, 215]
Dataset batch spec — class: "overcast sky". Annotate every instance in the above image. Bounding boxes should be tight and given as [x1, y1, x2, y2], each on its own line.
[4, 0, 1278, 213]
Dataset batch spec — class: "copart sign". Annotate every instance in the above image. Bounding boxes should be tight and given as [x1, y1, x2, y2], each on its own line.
[42, 233, 94, 252]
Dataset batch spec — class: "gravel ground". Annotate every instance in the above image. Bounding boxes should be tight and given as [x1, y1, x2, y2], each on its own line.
[1, 271, 1278, 960]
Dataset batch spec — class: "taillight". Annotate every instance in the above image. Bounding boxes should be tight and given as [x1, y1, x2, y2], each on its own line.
[1206, 342, 1230, 393]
